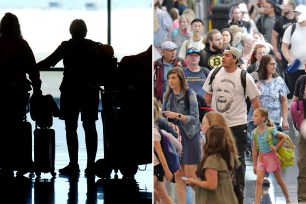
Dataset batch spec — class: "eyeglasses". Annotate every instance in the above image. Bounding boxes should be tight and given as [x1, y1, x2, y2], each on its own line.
[269, 62, 277, 66]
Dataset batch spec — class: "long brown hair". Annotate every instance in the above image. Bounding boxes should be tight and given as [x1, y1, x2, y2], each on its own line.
[164, 67, 187, 101]
[196, 125, 233, 177]
[258, 54, 279, 80]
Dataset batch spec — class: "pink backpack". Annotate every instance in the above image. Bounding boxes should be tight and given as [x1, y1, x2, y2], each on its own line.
[290, 100, 305, 131]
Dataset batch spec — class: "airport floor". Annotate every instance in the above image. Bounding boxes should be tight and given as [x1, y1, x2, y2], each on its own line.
[0, 114, 152, 204]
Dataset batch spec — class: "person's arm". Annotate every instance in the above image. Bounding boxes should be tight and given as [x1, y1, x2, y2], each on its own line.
[271, 30, 282, 60]
[186, 168, 218, 190]
[204, 92, 213, 106]
[252, 138, 258, 175]
[280, 95, 289, 130]
[154, 141, 173, 181]
[251, 96, 261, 110]
[281, 42, 294, 65]
[274, 131, 287, 150]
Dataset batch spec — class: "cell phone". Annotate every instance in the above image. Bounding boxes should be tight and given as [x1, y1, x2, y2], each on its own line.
[182, 176, 188, 181]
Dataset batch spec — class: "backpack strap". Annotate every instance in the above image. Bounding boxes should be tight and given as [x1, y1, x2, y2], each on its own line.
[289, 23, 296, 49]
[241, 69, 247, 96]
[209, 67, 246, 96]
[266, 127, 274, 147]
[208, 67, 222, 92]
[184, 88, 192, 110]
[252, 127, 259, 150]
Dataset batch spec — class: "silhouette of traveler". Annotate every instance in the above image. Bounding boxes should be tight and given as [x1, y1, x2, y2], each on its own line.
[37, 19, 100, 176]
[0, 12, 42, 177]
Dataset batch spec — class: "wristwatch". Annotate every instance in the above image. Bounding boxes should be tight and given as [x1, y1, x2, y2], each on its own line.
[178, 114, 182, 120]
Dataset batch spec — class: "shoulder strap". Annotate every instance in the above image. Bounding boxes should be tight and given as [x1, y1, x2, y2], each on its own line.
[266, 127, 274, 146]
[184, 88, 192, 109]
[291, 23, 296, 38]
[252, 128, 259, 150]
[289, 23, 296, 49]
[154, 59, 161, 85]
[200, 66, 209, 78]
[185, 38, 190, 50]
[241, 69, 247, 96]
[208, 67, 222, 92]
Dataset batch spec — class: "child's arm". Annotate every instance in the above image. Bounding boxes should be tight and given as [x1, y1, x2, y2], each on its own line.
[186, 168, 218, 191]
[274, 131, 287, 150]
[252, 139, 258, 175]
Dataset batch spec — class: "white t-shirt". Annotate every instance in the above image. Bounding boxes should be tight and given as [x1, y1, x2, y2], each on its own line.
[282, 23, 306, 70]
[178, 37, 205, 60]
[203, 67, 261, 127]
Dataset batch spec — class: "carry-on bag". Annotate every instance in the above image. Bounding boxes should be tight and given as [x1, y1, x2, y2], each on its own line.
[34, 126, 56, 177]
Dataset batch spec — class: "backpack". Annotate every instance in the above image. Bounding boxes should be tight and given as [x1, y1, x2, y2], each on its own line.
[208, 67, 250, 112]
[154, 129, 180, 176]
[209, 67, 247, 95]
[30, 94, 60, 128]
[252, 127, 295, 169]
[185, 88, 214, 122]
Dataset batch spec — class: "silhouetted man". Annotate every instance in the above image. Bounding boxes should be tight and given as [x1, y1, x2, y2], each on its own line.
[37, 19, 100, 176]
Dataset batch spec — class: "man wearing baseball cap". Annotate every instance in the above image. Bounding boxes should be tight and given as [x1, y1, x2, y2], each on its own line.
[203, 46, 261, 198]
[183, 47, 210, 97]
[154, 41, 186, 103]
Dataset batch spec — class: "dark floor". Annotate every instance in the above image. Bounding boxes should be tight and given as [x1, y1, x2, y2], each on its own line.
[0, 114, 152, 204]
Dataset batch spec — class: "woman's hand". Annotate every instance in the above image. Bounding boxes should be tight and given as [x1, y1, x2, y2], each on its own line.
[162, 111, 178, 119]
[185, 177, 197, 187]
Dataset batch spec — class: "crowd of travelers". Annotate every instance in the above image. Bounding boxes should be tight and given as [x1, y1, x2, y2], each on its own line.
[154, 0, 306, 203]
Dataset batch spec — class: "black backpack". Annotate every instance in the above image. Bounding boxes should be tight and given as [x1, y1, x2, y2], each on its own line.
[208, 67, 250, 112]
[184, 88, 214, 122]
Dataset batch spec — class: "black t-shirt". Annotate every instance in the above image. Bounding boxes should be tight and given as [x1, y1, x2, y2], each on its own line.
[273, 16, 296, 47]
[293, 75, 306, 98]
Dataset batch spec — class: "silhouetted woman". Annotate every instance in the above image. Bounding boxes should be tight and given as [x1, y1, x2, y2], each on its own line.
[0, 12, 42, 177]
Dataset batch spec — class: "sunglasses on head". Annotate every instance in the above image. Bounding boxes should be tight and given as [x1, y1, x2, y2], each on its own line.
[186, 48, 200, 55]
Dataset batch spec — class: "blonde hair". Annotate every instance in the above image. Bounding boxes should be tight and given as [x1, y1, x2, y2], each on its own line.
[254, 108, 274, 127]
[203, 112, 238, 156]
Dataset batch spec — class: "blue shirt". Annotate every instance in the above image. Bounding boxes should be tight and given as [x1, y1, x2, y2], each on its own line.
[253, 127, 278, 153]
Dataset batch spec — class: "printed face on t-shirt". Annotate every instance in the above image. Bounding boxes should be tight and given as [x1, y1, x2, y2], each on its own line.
[216, 78, 236, 113]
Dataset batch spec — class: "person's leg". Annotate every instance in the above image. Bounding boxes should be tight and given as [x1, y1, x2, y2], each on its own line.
[83, 120, 98, 174]
[174, 168, 186, 204]
[231, 124, 247, 190]
[298, 136, 306, 202]
[255, 169, 265, 204]
[273, 170, 290, 201]
[184, 164, 197, 204]
[59, 116, 80, 175]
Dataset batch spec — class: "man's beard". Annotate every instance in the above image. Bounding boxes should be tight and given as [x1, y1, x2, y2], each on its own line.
[212, 43, 223, 51]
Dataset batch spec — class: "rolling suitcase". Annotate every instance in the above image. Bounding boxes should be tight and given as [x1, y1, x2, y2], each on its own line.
[11, 119, 35, 176]
[34, 126, 56, 177]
